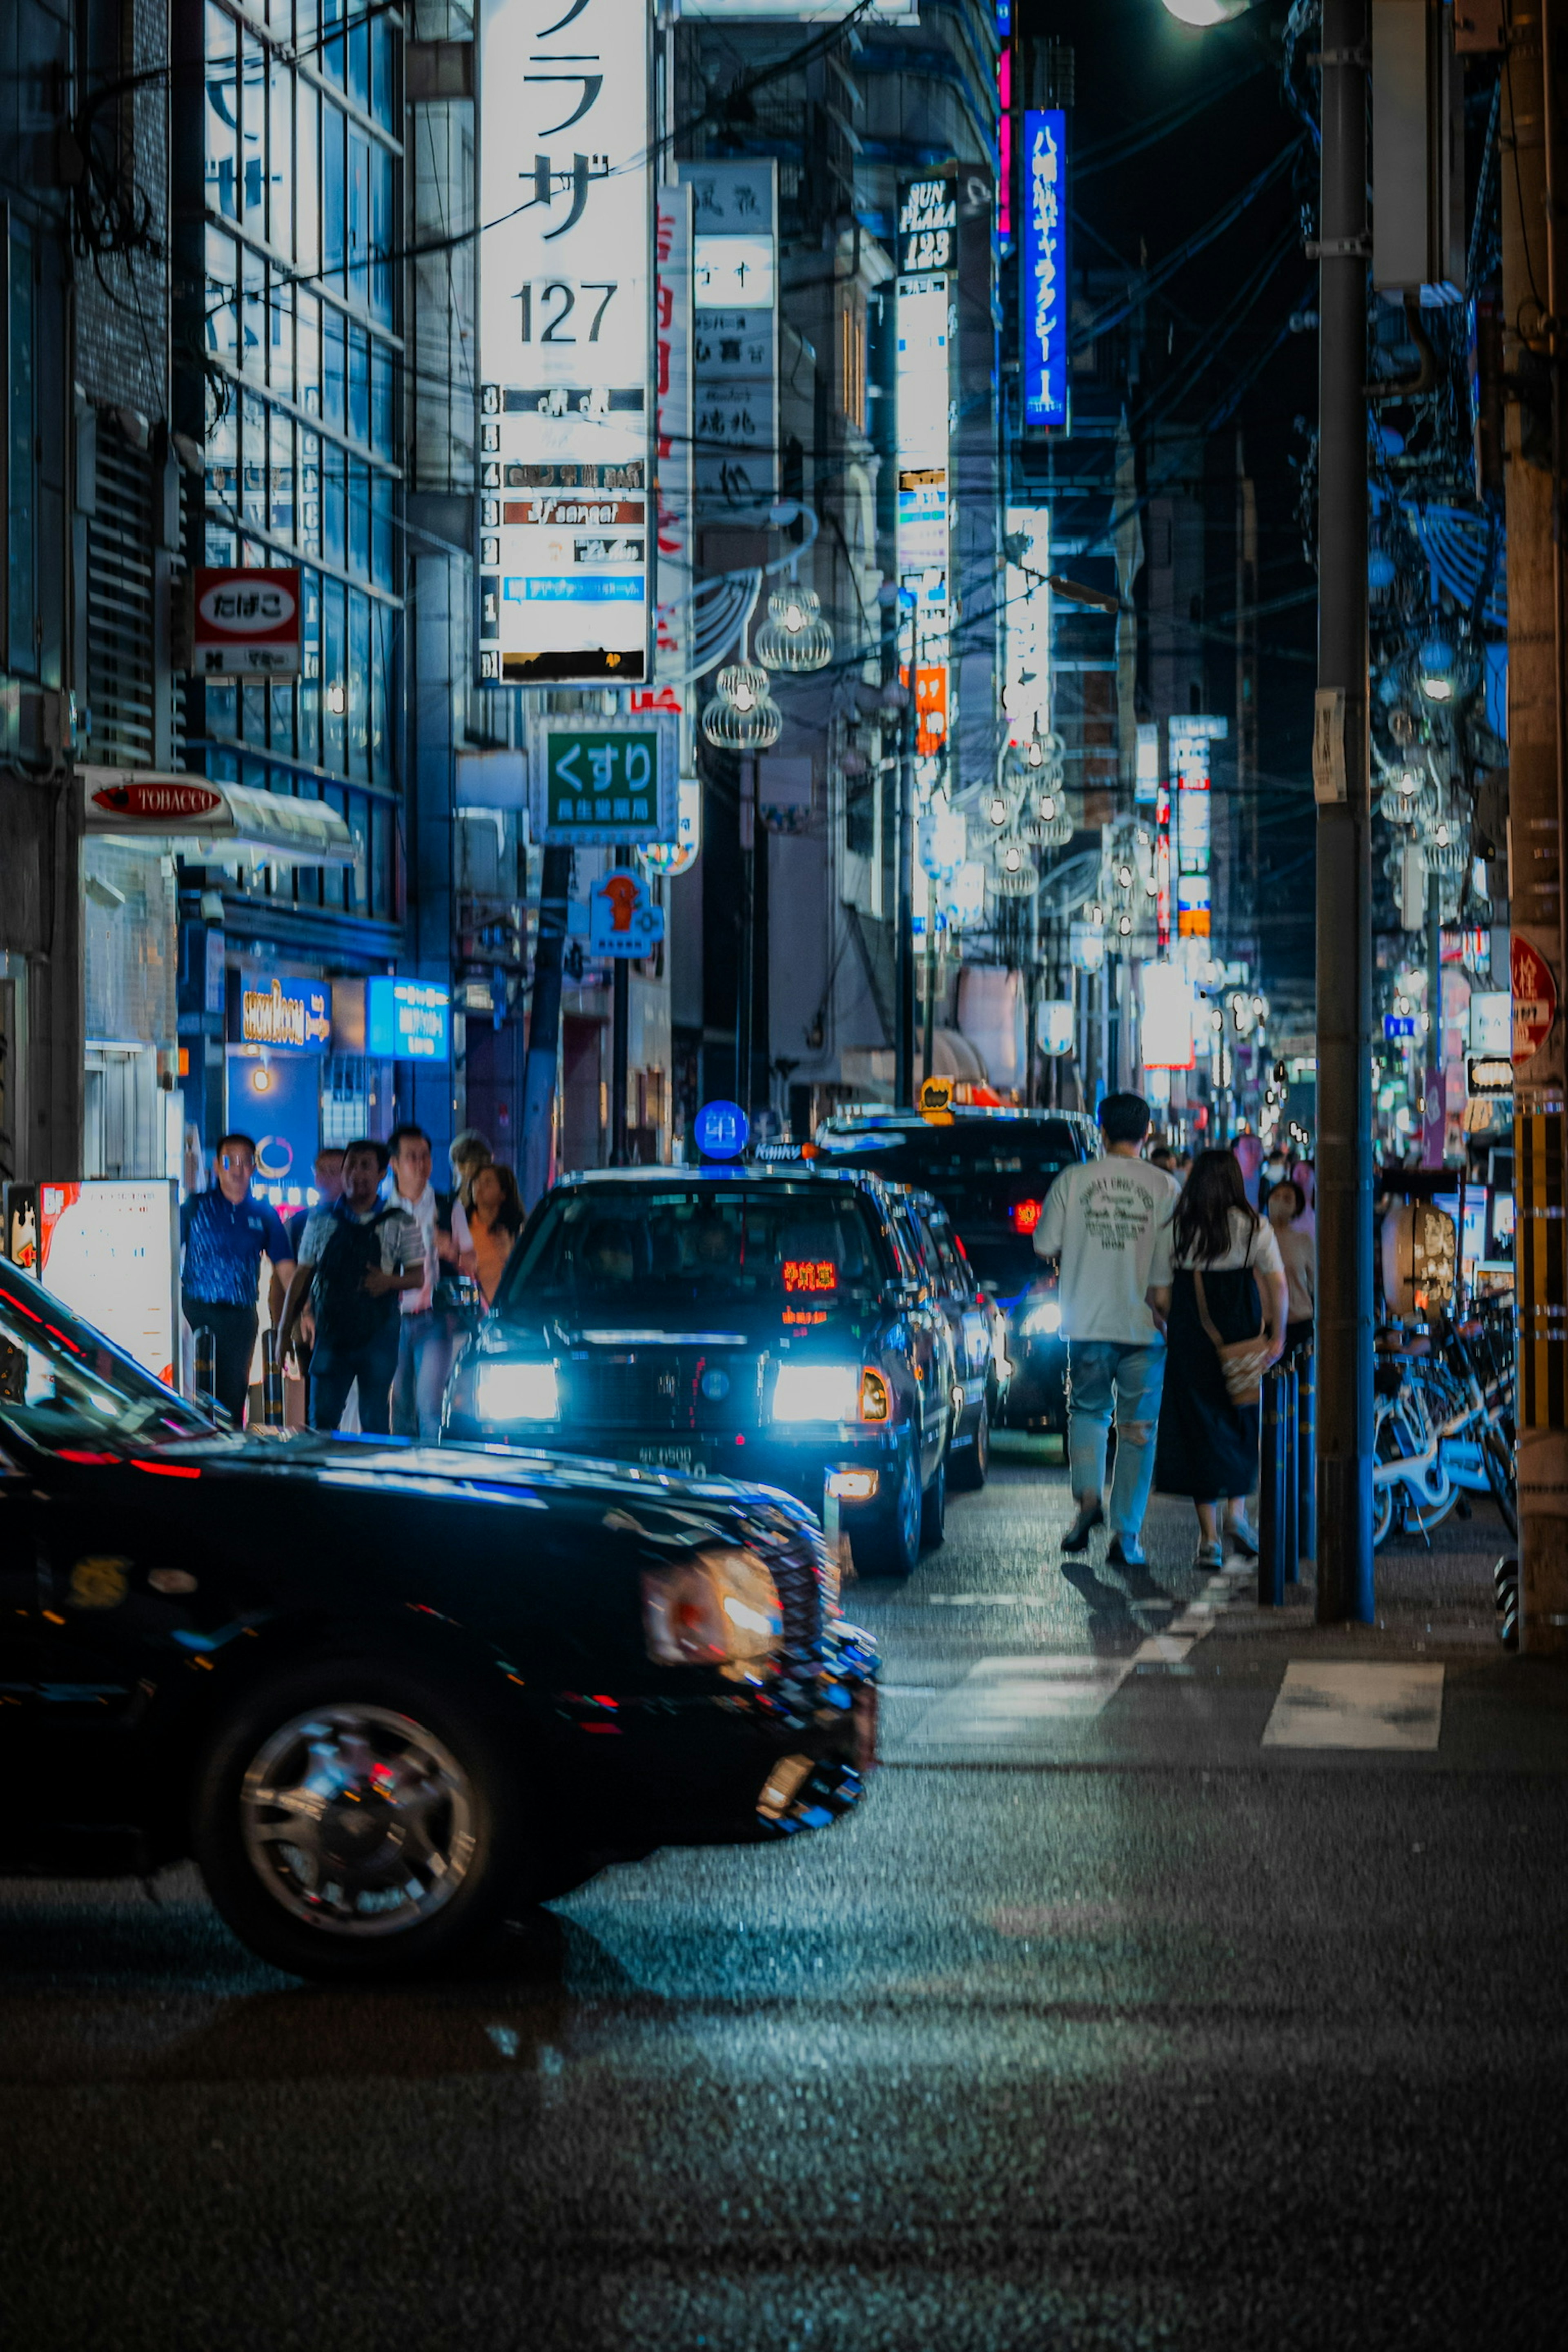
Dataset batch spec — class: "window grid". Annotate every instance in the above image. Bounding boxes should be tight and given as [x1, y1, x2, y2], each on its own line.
[202, 0, 403, 927]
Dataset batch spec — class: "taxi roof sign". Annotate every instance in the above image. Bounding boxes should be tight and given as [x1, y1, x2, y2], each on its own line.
[919, 1077, 955, 1123]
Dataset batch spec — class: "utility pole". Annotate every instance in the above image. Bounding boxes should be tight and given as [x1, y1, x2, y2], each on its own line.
[1312, 0, 1375, 1620]
[895, 651, 917, 1108]
[1502, 4, 1568, 1653]
[610, 847, 630, 1167]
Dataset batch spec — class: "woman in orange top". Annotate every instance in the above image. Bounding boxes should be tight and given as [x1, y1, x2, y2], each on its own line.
[462, 1160, 525, 1306]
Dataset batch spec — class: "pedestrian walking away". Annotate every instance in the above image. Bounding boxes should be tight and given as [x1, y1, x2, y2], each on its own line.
[1152, 1148, 1289, 1567]
[381, 1123, 464, 1443]
[275, 1139, 424, 1434]
[1033, 1091, 1179, 1570]
[179, 1134, 296, 1427]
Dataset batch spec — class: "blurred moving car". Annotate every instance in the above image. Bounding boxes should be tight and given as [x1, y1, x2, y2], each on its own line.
[0, 1259, 875, 1979]
[444, 1165, 951, 1577]
[884, 1187, 1000, 1488]
[813, 1108, 1099, 1431]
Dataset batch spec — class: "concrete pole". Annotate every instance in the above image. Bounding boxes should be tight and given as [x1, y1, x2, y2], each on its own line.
[1313, 0, 1375, 1620]
[1502, 4, 1568, 1652]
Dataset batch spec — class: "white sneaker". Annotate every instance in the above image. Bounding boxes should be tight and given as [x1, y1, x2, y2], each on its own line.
[1194, 1539, 1224, 1570]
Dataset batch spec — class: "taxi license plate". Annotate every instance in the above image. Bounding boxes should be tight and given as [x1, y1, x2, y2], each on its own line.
[637, 1445, 706, 1475]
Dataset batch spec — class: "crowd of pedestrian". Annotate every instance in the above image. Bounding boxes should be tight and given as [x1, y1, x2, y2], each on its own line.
[1036, 1092, 1313, 1571]
[182, 1123, 526, 1439]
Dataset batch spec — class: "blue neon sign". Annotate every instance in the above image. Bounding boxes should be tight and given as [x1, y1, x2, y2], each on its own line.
[694, 1100, 748, 1160]
[366, 978, 451, 1062]
[1022, 109, 1069, 431]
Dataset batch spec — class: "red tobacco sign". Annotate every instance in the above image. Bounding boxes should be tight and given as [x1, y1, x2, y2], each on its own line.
[192, 566, 303, 678]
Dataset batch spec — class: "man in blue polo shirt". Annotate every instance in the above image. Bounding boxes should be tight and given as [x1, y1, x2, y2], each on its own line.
[180, 1133, 296, 1425]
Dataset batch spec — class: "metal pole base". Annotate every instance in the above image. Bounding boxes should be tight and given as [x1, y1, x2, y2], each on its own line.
[1316, 1454, 1375, 1624]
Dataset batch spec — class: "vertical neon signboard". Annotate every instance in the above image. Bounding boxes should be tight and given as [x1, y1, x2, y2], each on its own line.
[1022, 108, 1068, 431]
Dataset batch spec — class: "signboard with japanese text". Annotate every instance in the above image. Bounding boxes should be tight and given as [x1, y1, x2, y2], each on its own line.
[1512, 931, 1558, 1063]
[655, 183, 695, 684]
[1022, 109, 1068, 431]
[897, 273, 951, 768]
[588, 869, 666, 957]
[897, 174, 957, 274]
[477, 0, 652, 684]
[4, 1180, 179, 1389]
[1171, 718, 1223, 941]
[366, 979, 452, 1062]
[192, 567, 302, 677]
[527, 711, 678, 846]
[688, 158, 779, 509]
[1003, 506, 1049, 743]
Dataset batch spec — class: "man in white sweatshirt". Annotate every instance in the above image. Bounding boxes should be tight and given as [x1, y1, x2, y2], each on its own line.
[1034, 1092, 1179, 1569]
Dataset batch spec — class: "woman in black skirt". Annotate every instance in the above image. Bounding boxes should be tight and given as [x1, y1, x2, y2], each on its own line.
[1152, 1148, 1290, 1568]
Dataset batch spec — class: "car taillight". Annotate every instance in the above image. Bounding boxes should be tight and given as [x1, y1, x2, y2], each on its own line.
[859, 1368, 891, 1422]
[1010, 1199, 1043, 1234]
[642, 1546, 782, 1670]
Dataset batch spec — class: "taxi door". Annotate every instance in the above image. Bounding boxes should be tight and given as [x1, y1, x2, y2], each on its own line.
[889, 1206, 953, 1484]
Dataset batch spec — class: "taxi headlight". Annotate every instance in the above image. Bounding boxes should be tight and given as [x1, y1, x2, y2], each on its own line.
[643, 1546, 783, 1669]
[773, 1362, 858, 1422]
[1020, 1299, 1062, 1337]
[474, 1361, 559, 1421]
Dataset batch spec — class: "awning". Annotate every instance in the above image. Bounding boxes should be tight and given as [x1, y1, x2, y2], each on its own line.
[80, 769, 358, 867]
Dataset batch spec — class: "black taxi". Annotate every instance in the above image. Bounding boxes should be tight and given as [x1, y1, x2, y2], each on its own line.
[443, 1166, 952, 1577]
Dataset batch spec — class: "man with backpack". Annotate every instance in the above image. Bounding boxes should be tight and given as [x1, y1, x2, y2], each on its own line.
[275, 1139, 424, 1434]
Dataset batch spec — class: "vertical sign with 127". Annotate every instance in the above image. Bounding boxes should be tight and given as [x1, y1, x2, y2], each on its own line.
[476, 0, 652, 684]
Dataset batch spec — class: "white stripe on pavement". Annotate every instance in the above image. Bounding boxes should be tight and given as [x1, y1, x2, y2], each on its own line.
[1261, 1662, 1445, 1751]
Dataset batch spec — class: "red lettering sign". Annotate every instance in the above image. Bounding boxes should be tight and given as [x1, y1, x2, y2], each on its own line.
[1512, 932, 1559, 1065]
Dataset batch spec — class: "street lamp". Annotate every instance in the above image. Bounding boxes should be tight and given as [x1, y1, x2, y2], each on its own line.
[1160, 0, 1252, 22]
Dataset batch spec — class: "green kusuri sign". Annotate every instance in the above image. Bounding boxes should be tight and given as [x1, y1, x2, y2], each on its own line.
[527, 713, 679, 848]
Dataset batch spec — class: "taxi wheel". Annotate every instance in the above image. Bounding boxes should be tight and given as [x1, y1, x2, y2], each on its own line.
[854, 1441, 922, 1580]
[949, 1399, 990, 1491]
[920, 1457, 946, 1549]
[192, 1659, 526, 1981]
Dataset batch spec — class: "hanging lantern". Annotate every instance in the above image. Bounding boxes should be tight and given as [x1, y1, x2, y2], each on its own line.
[1023, 788, 1072, 849]
[1423, 819, 1467, 874]
[986, 788, 1011, 827]
[991, 840, 1038, 896]
[755, 585, 834, 674]
[702, 662, 782, 751]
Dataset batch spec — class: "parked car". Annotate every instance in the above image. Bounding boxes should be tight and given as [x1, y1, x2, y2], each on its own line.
[444, 1165, 951, 1577]
[0, 1258, 876, 1980]
[813, 1108, 1099, 1431]
[885, 1187, 1000, 1488]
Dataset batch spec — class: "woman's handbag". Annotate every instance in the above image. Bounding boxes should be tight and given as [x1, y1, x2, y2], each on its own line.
[1192, 1253, 1271, 1407]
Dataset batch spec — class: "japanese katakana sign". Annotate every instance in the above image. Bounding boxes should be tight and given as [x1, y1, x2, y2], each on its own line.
[477, 0, 651, 685]
[527, 713, 678, 846]
[689, 158, 778, 510]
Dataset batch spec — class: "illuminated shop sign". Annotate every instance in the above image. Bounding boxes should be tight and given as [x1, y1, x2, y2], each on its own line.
[690, 158, 779, 510]
[1170, 717, 1225, 942]
[897, 272, 951, 761]
[1003, 506, 1050, 744]
[1022, 108, 1068, 430]
[655, 183, 695, 683]
[527, 711, 679, 846]
[897, 174, 957, 274]
[477, 0, 652, 685]
[366, 979, 452, 1062]
[234, 974, 331, 1052]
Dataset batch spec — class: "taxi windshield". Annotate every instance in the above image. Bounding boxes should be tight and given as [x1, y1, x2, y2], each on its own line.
[0, 1267, 214, 1449]
[497, 1185, 891, 1314]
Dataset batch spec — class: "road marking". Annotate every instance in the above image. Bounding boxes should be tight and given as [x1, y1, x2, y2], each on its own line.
[1131, 1632, 1194, 1665]
[902, 1655, 1135, 1751]
[1261, 1662, 1445, 1751]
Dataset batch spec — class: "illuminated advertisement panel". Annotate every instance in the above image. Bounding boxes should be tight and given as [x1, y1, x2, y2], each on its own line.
[1022, 108, 1068, 430]
[477, 0, 652, 685]
[690, 158, 779, 509]
[6, 1181, 180, 1388]
[897, 272, 951, 760]
[654, 183, 694, 684]
[1004, 505, 1049, 743]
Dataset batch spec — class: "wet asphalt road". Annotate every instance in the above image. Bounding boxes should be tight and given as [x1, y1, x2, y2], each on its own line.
[3, 1441, 1567, 2352]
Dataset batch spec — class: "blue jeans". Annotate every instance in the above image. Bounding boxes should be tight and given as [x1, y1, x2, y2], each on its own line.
[310, 1334, 400, 1435]
[1066, 1340, 1167, 1542]
[391, 1309, 453, 1446]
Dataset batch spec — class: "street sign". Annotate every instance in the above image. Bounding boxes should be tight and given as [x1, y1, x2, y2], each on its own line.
[527, 712, 678, 848]
[1512, 931, 1558, 1063]
[695, 1100, 748, 1159]
[366, 978, 451, 1062]
[588, 870, 665, 958]
[192, 566, 302, 677]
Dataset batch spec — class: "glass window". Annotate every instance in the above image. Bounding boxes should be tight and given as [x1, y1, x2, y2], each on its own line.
[371, 797, 393, 919]
[205, 1, 238, 220]
[241, 239, 265, 377]
[241, 391, 267, 531]
[370, 599, 390, 779]
[322, 441, 345, 566]
[321, 577, 345, 768]
[347, 324, 369, 445]
[7, 220, 36, 677]
[369, 140, 394, 325]
[347, 460, 369, 578]
[371, 472, 392, 590]
[206, 225, 238, 363]
[242, 29, 266, 229]
[295, 77, 319, 276]
[348, 14, 370, 110]
[206, 676, 237, 735]
[269, 407, 295, 539]
[270, 682, 294, 755]
[268, 59, 293, 260]
[267, 273, 293, 395]
[321, 0, 345, 90]
[347, 591, 370, 772]
[498, 1187, 890, 1316]
[296, 292, 321, 416]
[322, 305, 345, 430]
[347, 129, 369, 310]
[323, 105, 345, 294]
[370, 341, 392, 457]
[0, 1266, 214, 1448]
[299, 424, 321, 553]
[371, 16, 393, 122]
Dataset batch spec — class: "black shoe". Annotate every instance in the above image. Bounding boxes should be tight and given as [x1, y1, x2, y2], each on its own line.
[1061, 1502, 1104, 1554]
[1106, 1534, 1147, 1570]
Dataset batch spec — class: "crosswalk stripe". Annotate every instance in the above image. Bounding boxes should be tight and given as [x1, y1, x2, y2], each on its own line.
[1261, 1662, 1445, 1751]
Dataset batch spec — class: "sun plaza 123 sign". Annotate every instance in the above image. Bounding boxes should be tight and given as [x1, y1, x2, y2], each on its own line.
[897, 174, 957, 274]
[1022, 109, 1068, 431]
[476, 0, 652, 686]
